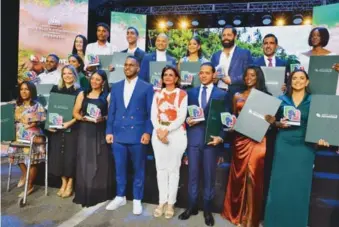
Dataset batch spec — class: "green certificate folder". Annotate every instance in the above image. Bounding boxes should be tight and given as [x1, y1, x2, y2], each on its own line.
[99, 53, 131, 84]
[1, 103, 15, 141]
[308, 55, 339, 95]
[234, 89, 281, 142]
[305, 95, 339, 146]
[45, 93, 76, 131]
[261, 67, 285, 97]
[204, 99, 225, 144]
[150, 61, 171, 87]
[180, 62, 201, 87]
[36, 84, 53, 108]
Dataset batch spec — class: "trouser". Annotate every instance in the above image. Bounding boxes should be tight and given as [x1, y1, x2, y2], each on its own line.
[112, 142, 146, 200]
[187, 144, 218, 211]
[152, 127, 187, 205]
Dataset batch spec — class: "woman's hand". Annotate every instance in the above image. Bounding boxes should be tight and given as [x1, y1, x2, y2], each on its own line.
[265, 115, 276, 125]
[332, 63, 339, 72]
[276, 117, 290, 128]
[317, 139, 330, 147]
[24, 122, 37, 129]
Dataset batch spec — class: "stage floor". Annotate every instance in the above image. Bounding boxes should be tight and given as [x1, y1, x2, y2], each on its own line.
[1, 159, 242, 227]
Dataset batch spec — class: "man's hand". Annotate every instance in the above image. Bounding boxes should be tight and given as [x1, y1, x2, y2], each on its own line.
[141, 133, 151, 145]
[222, 75, 232, 85]
[106, 134, 114, 144]
[108, 64, 115, 72]
[207, 136, 223, 146]
[186, 117, 199, 127]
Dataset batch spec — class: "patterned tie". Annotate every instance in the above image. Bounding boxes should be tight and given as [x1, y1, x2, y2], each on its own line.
[268, 58, 273, 67]
[201, 86, 207, 109]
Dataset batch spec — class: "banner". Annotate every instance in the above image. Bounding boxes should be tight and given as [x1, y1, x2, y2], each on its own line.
[110, 12, 147, 52]
[18, 0, 89, 82]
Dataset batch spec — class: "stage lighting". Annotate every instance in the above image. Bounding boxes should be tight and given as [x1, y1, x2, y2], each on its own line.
[233, 16, 242, 26]
[192, 19, 199, 27]
[262, 15, 272, 25]
[303, 17, 312, 25]
[158, 21, 166, 29]
[180, 20, 188, 29]
[293, 14, 303, 25]
[167, 21, 174, 27]
[276, 18, 285, 26]
[218, 19, 226, 26]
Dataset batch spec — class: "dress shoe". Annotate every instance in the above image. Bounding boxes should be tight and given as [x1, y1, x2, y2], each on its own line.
[178, 208, 198, 220]
[204, 211, 214, 226]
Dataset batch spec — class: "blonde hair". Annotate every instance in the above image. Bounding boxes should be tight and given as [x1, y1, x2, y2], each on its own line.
[58, 65, 80, 90]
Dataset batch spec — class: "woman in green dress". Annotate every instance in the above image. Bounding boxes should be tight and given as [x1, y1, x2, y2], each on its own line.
[68, 54, 90, 90]
[264, 69, 331, 227]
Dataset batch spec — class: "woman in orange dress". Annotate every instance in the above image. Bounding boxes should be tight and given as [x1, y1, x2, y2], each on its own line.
[222, 65, 274, 227]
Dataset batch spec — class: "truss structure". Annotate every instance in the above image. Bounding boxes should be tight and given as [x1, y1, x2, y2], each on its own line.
[99, 0, 334, 16]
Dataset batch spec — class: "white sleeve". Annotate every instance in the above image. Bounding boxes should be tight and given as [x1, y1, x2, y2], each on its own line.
[151, 93, 161, 130]
[167, 95, 188, 132]
[84, 44, 92, 71]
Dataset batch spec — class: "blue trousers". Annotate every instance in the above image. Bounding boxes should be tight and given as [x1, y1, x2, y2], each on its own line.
[187, 145, 218, 211]
[112, 142, 146, 200]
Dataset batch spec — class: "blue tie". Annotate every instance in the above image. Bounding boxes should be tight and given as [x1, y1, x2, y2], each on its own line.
[201, 86, 207, 109]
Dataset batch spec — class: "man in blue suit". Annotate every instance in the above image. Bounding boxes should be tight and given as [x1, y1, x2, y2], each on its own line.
[121, 27, 145, 64]
[178, 62, 230, 226]
[211, 25, 252, 98]
[105, 56, 154, 215]
[138, 33, 176, 82]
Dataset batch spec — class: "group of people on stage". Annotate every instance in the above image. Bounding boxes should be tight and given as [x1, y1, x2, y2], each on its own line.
[8, 22, 339, 227]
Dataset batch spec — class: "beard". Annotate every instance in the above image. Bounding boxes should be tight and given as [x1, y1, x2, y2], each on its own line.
[222, 39, 235, 48]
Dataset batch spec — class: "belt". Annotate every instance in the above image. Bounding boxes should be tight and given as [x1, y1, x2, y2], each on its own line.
[159, 120, 171, 126]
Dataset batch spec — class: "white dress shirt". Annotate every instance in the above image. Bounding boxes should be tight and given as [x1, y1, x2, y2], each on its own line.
[123, 77, 138, 108]
[264, 55, 276, 67]
[84, 41, 114, 69]
[198, 83, 214, 108]
[38, 70, 61, 85]
[217, 45, 236, 89]
[127, 47, 137, 54]
[156, 50, 167, 62]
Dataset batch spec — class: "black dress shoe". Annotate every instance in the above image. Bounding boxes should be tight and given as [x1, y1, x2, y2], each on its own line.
[204, 211, 214, 226]
[178, 208, 199, 220]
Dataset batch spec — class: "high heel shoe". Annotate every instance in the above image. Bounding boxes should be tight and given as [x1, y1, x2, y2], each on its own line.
[57, 188, 65, 197]
[61, 187, 73, 198]
[153, 204, 165, 217]
[18, 187, 34, 198]
[164, 205, 175, 219]
[17, 177, 26, 188]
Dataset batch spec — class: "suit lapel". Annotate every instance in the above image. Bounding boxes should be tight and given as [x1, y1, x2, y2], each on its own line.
[206, 86, 217, 109]
[261, 56, 267, 66]
[119, 80, 127, 109]
[229, 47, 239, 74]
[126, 79, 140, 110]
[152, 52, 157, 61]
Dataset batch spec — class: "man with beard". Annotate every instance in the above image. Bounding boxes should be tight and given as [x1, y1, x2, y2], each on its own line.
[211, 25, 252, 98]
[121, 27, 145, 64]
[37, 54, 60, 84]
[84, 23, 114, 72]
[138, 33, 176, 82]
[105, 56, 153, 215]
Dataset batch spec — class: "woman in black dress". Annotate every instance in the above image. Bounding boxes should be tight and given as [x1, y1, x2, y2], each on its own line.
[72, 70, 114, 207]
[48, 65, 81, 198]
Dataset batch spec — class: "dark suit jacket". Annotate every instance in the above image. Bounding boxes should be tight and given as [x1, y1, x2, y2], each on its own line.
[106, 79, 154, 144]
[138, 51, 177, 82]
[121, 47, 145, 64]
[211, 46, 253, 85]
[186, 86, 230, 147]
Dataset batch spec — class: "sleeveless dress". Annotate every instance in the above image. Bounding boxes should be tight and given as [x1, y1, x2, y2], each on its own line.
[222, 95, 266, 227]
[48, 85, 80, 178]
[264, 94, 315, 227]
[73, 93, 114, 207]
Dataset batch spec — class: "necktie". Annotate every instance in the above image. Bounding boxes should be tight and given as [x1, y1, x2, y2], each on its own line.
[201, 86, 207, 109]
[268, 58, 273, 67]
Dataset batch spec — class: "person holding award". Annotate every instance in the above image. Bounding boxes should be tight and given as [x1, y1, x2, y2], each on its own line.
[178, 62, 229, 226]
[121, 27, 146, 64]
[72, 34, 88, 60]
[48, 65, 81, 198]
[105, 56, 153, 215]
[264, 69, 332, 227]
[151, 65, 187, 219]
[68, 54, 90, 90]
[139, 33, 177, 82]
[178, 37, 208, 67]
[72, 70, 113, 207]
[222, 65, 273, 227]
[211, 25, 252, 97]
[7, 81, 46, 197]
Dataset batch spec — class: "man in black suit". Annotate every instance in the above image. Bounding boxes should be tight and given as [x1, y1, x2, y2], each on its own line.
[121, 27, 145, 64]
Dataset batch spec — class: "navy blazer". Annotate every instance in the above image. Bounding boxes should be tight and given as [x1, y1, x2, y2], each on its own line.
[211, 46, 252, 85]
[253, 56, 287, 67]
[138, 51, 177, 82]
[121, 47, 146, 64]
[106, 79, 154, 144]
[186, 86, 230, 147]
